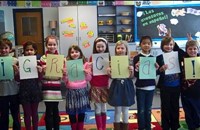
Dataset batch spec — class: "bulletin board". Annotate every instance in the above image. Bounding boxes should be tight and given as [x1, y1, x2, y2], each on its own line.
[134, 4, 200, 41]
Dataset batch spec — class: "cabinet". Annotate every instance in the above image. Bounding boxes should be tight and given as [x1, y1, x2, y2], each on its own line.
[58, 6, 97, 59]
[97, 5, 134, 43]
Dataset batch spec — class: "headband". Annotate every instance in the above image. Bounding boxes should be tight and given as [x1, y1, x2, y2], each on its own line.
[95, 37, 108, 44]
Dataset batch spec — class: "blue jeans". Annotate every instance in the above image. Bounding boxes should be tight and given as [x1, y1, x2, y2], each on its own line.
[136, 89, 154, 130]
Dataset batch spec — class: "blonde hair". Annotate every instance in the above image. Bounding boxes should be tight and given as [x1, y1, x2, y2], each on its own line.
[115, 40, 128, 55]
[160, 36, 174, 52]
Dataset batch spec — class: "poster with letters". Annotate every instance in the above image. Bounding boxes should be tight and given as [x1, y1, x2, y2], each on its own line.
[111, 56, 129, 78]
[163, 51, 180, 75]
[92, 53, 109, 76]
[0, 56, 14, 80]
[18, 56, 38, 79]
[139, 57, 156, 79]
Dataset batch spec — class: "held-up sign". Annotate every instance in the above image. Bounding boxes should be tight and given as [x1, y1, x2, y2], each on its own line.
[139, 57, 156, 79]
[45, 54, 64, 78]
[92, 53, 109, 76]
[184, 57, 200, 79]
[0, 56, 14, 80]
[66, 59, 85, 81]
[111, 56, 129, 78]
[18, 56, 38, 79]
[163, 51, 180, 75]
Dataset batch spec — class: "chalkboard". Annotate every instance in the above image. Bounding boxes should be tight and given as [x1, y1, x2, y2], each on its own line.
[135, 4, 200, 41]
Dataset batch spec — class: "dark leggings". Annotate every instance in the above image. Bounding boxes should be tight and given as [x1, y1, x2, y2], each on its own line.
[69, 113, 85, 123]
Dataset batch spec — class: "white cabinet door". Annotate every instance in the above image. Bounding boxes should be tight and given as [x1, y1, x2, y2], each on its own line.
[58, 6, 78, 56]
[58, 6, 97, 59]
[78, 6, 97, 59]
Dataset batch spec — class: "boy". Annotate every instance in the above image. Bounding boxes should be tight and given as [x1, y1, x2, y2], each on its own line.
[0, 38, 21, 130]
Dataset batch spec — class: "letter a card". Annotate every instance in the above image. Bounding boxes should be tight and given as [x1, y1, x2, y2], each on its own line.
[184, 57, 200, 79]
[0, 56, 14, 80]
[139, 57, 156, 79]
[163, 51, 180, 75]
[111, 56, 129, 78]
[46, 54, 64, 77]
[66, 59, 85, 81]
[18, 56, 38, 79]
[92, 53, 109, 76]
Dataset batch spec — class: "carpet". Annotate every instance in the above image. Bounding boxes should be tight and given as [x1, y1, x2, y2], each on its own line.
[9, 108, 188, 130]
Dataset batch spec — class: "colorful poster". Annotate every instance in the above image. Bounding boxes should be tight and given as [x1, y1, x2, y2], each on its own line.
[139, 57, 156, 79]
[163, 51, 180, 75]
[17, 1, 25, 7]
[45, 54, 64, 77]
[184, 57, 200, 79]
[111, 56, 129, 78]
[66, 59, 85, 81]
[92, 53, 109, 76]
[32, 1, 40, 7]
[18, 56, 38, 79]
[0, 57, 14, 80]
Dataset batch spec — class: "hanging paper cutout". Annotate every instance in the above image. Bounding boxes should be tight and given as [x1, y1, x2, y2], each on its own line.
[69, 23, 76, 28]
[62, 30, 75, 37]
[41, 1, 51, 7]
[82, 40, 90, 48]
[61, 17, 74, 24]
[80, 22, 88, 30]
[87, 30, 94, 38]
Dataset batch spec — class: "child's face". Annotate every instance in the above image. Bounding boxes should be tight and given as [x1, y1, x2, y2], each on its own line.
[163, 40, 174, 53]
[46, 38, 57, 53]
[187, 45, 198, 57]
[96, 41, 106, 53]
[140, 39, 152, 54]
[24, 45, 36, 56]
[70, 48, 80, 60]
[116, 44, 127, 56]
[0, 44, 11, 56]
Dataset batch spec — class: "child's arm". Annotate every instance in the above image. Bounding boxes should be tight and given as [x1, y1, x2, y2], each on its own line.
[84, 62, 92, 81]
[128, 65, 134, 78]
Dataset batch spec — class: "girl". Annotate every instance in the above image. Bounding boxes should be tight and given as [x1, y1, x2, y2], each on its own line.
[107, 40, 135, 130]
[63, 44, 91, 130]
[0, 38, 21, 130]
[180, 40, 200, 130]
[19, 41, 42, 130]
[133, 36, 159, 130]
[89, 37, 109, 130]
[156, 36, 181, 130]
[40, 35, 63, 130]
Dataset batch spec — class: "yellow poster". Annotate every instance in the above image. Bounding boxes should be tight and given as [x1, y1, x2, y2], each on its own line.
[45, 54, 64, 77]
[111, 56, 129, 78]
[184, 57, 200, 79]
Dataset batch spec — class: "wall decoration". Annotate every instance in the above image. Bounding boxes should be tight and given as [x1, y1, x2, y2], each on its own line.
[87, 30, 94, 38]
[51, 1, 60, 7]
[82, 40, 90, 48]
[80, 22, 88, 30]
[61, 17, 74, 24]
[41, 1, 51, 7]
[62, 30, 74, 37]
[7, 1, 16, 6]
[17, 1, 25, 7]
[32, 1, 40, 7]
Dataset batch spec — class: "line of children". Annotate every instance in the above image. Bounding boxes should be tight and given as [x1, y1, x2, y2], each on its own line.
[89, 37, 110, 130]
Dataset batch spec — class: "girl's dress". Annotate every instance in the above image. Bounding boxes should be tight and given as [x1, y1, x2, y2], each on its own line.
[108, 78, 135, 106]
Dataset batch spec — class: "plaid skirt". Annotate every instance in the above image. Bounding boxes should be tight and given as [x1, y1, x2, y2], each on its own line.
[66, 87, 90, 114]
[90, 86, 109, 103]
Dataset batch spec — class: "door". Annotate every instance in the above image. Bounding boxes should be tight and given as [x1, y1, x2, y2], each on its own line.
[13, 9, 44, 55]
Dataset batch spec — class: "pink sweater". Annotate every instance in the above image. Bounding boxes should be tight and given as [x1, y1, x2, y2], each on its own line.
[63, 62, 92, 89]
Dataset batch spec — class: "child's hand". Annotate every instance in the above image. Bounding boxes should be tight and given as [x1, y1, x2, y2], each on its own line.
[37, 66, 43, 73]
[13, 64, 19, 74]
[155, 63, 159, 70]
[84, 68, 91, 75]
[42, 65, 46, 73]
[187, 33, 193, 41]
[107, 67, 111, 75]
[128, 65, 134, 72]
[62, 68, 67, 75]
[166, 28, 171, 37]
[159, 64, 168, 72]
[135, 62, 140, 72]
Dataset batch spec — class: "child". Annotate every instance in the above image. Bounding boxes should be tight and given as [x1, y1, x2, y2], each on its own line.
[89, 37, 110, 130]
[19, 41, 42, 130]
[63, 44, 91, 130]
[107, 40, 135, 130]
[133, 36, 159, 130]
[180, 40, 200, 130]
[156, 36, 181, 130]
[0, 38, 21, 130]
[40, 35, 63, 130]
